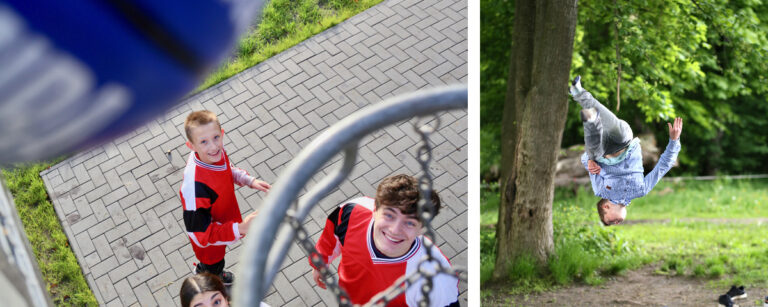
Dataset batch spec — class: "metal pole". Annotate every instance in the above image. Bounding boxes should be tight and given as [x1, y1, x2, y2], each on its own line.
[0, 173, 53, 307]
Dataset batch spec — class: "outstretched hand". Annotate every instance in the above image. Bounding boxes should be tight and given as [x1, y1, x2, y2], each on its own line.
[239, 210, 259, 237]
[312, 268, 327, 289]
[587, 159, 601, 175]
[249, 179, 271, 192]
[668, 117, 683, 141]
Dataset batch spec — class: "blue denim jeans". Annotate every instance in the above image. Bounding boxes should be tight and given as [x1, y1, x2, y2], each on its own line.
[574, 91, 633, 161]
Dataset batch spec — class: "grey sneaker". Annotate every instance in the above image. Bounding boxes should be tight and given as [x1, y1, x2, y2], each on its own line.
[569, 75, 584, 96]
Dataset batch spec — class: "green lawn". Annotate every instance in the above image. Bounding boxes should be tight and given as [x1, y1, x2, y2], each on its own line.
[481, 178, 768, 293]
[627, 178, 768, 219]
[2, 162, 98, 306]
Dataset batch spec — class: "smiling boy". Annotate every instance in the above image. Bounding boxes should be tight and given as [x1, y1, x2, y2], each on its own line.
[179, 110, 271, 285]
[309, 174, 459, 307]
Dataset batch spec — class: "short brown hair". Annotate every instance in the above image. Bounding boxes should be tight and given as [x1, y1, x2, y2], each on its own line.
[596, 198, 609, 226]
[375, 174, 441, 220]
[179, 273, 228, 307]
[184, 110, 221, 142]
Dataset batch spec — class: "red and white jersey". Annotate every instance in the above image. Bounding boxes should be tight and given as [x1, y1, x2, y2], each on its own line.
[311, 197, 459, 307]
[179, 150, 254, 265]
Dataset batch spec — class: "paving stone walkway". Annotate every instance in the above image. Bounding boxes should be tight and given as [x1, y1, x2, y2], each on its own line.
[40, 0, 467, 305]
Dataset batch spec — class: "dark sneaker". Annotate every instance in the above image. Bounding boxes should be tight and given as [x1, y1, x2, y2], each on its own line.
[726, 285, 747, 300]
[718, 294, 734, 307]
[220, 270, 234, 286]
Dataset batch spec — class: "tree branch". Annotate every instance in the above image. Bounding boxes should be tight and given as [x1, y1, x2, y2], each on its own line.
[614, 0, 621, 112]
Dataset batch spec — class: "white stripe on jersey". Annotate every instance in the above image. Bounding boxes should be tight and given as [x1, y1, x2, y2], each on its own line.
[347, 196, 375, 211]
[181, 152, 198, 211]
[186, 222, 239, 248]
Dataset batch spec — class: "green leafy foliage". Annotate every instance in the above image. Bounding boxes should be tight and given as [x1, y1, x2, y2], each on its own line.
[480, 0, 514, 180]
[481, 0, 768, 177]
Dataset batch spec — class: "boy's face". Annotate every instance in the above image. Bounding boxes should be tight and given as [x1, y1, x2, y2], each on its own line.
[186, 122, 225, 165]
[372, 205, 423, 258]
[601, 201, 627, 226]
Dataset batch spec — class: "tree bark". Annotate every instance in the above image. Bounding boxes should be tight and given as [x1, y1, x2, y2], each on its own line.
[494, 0, 578, 278]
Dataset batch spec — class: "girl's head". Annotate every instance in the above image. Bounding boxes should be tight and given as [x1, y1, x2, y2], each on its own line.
[180, 273, 229, 307]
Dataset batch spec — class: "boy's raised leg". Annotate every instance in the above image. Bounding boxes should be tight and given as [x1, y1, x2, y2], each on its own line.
[571, 76, 633, 158]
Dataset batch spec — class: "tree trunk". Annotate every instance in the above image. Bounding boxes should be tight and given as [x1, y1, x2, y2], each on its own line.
[494, 0, 578, 278]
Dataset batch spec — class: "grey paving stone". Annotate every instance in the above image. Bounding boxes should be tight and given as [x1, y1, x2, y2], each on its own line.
[124, 225, 153, 247]
[91, 256, 118, 279]
[83, 251, 101, 269]
[92, 234, 113, 260]
[127, 263, 158, 288]
[153, 288, 176, 307]
[133, 283, 157, 307]
[294, 275, 322, 306]
[95, 273, 119, 302]
[166, 250, 189, 278]
[264, 291, 286, 307]
[69, 214, 98, 235]
[88, 218, 116, 238]
[141, 229, 171, 251]
[111, 237, 134, 265]
[109, 255, 139, 282]
[114, 278, 138, 306]
[105, 202, 128, 228]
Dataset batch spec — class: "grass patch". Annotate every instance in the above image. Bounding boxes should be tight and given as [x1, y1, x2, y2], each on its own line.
[481, 178, 768, 293]
[480, 183, 647, 292]
[629, 178, 768, 219]
[2, 162, 97, 306]
[198, 0, 385, 91]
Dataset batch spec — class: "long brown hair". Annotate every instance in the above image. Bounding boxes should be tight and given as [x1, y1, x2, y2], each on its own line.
[179, 273, 228, 307]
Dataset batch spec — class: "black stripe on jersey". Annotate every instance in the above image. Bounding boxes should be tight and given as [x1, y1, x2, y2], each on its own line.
[195, 181, 219, 204]
[446, 299, 460, 307]
[184, 208, 213, 232]
[331, 203, 357, 246]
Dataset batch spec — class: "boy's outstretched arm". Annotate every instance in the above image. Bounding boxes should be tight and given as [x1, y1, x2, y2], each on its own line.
[230, 162, 271, 192]
[643, 117, 683, 195]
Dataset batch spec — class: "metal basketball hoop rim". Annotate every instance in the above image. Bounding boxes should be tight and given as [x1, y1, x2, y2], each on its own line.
[233, 85, 467, 306]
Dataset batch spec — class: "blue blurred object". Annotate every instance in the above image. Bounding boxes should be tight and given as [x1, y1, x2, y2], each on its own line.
[0, 0, 266, 163]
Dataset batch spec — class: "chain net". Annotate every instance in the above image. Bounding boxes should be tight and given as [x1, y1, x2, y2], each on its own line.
[286, 115, 466, 306]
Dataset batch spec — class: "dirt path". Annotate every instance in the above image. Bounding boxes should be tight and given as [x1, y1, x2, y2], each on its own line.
[483, 265, 767, 306]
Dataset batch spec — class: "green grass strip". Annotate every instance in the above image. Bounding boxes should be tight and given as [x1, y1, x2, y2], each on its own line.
[2, 162, 97, 306]
[197, 0, 385, 92]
